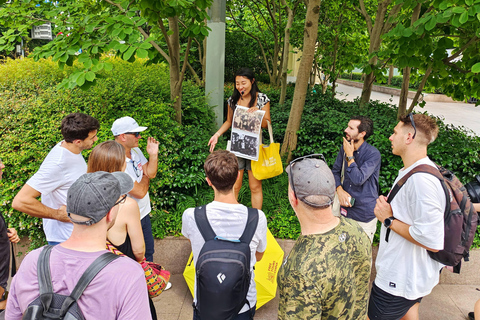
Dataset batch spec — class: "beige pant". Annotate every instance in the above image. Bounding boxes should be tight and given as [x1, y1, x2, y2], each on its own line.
[356, 218, 378, 243]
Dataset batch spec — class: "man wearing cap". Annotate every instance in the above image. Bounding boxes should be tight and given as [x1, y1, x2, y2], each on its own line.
[6, 171, 152, 319]
[13, 113, 100, 245]
[332, 116, 381, 242]
[112, 116, 159, 262]
[278, 155, 371, 320]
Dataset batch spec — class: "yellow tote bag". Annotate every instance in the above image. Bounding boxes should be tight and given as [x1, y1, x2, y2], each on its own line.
[251, 121, 283, 180]
[183, 228, 284, 309]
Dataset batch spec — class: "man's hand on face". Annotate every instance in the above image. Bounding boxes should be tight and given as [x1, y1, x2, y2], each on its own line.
[343, 137, 354, 158]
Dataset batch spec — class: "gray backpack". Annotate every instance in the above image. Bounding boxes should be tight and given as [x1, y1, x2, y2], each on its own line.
[23, 245, 119, 320]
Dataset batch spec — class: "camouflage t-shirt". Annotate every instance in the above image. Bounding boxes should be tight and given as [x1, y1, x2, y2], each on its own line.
[277, 217, 371, 320]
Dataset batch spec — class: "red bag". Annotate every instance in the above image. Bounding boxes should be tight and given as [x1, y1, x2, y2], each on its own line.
[106, 241, 170, 297]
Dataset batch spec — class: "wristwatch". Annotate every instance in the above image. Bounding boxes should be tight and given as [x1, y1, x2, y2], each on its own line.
[384, 216, 396, 229]
[346, 155, 355, 161]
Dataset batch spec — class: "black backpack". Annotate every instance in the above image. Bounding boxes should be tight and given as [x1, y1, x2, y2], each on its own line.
[387, 164, 478, 273]
[193, 205, 258, 320]
[23, 245, 119, 320]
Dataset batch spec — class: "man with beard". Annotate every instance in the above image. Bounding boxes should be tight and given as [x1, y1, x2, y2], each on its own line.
[332, 116, 381, 242]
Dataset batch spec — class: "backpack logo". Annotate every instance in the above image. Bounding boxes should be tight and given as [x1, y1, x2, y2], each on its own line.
[217, 273, 226, 284]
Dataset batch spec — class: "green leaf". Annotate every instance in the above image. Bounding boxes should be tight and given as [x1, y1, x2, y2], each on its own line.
[85, 71, 96, 82]
[136, 48, 148, 58]
[77, 53, 90, 63]
[104, 62, 113, 71]
[472, 62, 480, 73]
[83, 59, 92, 69]
[466, 0, 474, 5]
[459, 11, 469, 24]
[139, 42, 152, 49]
[425, 16, 437, 30]
[59, 53, 69, 63]
[76, 72, 86, 86]
[124, 27, 133, 34]
[123, 46, 136, 60]
[403, 28, 413, 37]
[167, 29, 174, 36]
[85, 25, 94, 33]
[452, 6, 466, 14]
[122, 16, 134, 25]
[92, 46, 98, 54]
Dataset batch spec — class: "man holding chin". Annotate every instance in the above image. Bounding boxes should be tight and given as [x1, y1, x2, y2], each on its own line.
[332, 116, 381, 242]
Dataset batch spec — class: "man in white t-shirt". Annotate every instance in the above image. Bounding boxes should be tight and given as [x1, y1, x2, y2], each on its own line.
[182, 150, 267, 320]
[112, 116, 159, 262]
[369, 114, 445, 320]
[12, 113, 99, 244]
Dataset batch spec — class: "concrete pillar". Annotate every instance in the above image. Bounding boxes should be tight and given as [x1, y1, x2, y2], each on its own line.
[205, 0, 226, 129]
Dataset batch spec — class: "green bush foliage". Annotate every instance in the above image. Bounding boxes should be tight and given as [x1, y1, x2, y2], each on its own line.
[0, 57, 215, 246]
[1, 58, 479, 248]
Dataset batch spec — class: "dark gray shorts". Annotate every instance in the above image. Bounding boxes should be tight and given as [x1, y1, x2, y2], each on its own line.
[368, 282, 422, 320]
[237, 157, 251, 171]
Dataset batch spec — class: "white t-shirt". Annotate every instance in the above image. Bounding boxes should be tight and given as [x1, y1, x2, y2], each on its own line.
[26, 142, 87, 242]
[182, 201, 268, 313]
[124, 147, 151, 219]
[375, 157, 445, 300]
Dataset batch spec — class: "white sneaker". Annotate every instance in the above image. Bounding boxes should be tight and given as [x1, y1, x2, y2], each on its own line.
[164, 282, 172, 291]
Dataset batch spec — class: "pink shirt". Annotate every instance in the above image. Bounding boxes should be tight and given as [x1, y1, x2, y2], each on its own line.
[6, 245, 152, 320]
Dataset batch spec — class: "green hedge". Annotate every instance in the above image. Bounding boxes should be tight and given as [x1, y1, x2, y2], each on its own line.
[1, 58, 479, 248]
[0, 57, 215, 247]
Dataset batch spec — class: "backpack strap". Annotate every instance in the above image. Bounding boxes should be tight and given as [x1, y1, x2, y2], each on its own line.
[69, 252, 120, 301]
[194, 205, 217, 242]
[37, 246, 120, 317]
[239, 208, 259, 244]
[385, 164, 449, 242]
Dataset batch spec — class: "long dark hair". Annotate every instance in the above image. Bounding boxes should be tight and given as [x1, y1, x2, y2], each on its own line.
[230, 68, 261, 109]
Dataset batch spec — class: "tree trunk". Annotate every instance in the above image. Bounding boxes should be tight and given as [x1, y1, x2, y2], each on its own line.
[168, 16, 182, 124]
[388, 65, 394, 85]
[359, 0, 393, 108]
[397, 67, 411, 117]
[279, 2, 296, 105]
[281, 0, 321, 161]
[405, 67, 432, 116]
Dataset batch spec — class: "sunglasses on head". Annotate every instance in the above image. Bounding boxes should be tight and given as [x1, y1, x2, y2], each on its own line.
[125, 132, 141, 138]
[289, 154, 326, 199]
[407, 113, 417, 139]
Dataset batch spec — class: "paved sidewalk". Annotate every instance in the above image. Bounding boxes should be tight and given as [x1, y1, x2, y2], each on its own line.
[335, 83, 480, 136]
[153, 274, 480, 320]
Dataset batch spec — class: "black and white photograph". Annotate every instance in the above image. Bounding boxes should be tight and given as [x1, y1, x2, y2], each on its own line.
[230, 106, 265, 161]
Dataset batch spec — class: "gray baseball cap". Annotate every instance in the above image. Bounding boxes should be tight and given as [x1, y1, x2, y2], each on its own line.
[286, 156, 335, 209]
[67, 171, 134, 225]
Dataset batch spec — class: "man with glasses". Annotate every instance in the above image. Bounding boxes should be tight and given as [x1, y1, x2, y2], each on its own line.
[112, 116, 159, 262]
[6, 171, 152, 320]
[368, 114, 444, 320]
[332, 116, 381, 242]
[13, 113, 100, 245]
[278, 154, 371, 320]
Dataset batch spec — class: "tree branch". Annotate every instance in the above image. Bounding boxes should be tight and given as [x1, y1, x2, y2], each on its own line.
[358, 0, 372, 35]
[443, 36, 479, 63]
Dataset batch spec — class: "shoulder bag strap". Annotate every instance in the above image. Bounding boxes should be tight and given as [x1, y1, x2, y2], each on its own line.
[385, 164, 445, 242]
[239, 208, 259, 243]
[194, 205, 216, 242]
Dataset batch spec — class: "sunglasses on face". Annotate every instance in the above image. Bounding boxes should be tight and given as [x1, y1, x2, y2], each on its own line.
[125, 132, 141, 138]
[288, 154, 327, 199]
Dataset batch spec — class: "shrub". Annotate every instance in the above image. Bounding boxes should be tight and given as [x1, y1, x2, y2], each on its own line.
[0, 57, 214, 246]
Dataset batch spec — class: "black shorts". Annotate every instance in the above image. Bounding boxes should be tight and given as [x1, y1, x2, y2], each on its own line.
[368, 282, 423, 320]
